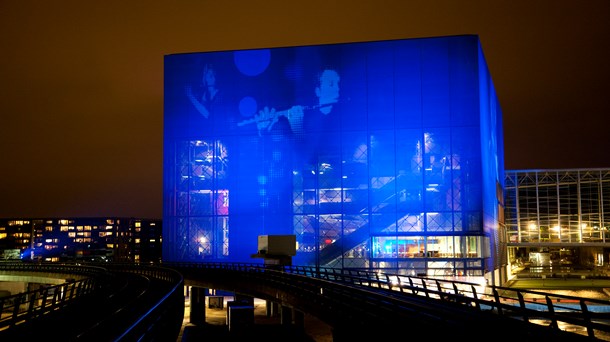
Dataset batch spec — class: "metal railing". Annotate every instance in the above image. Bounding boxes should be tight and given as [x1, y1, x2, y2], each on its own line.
[303, 266, 610, 339]
[2, 261, 609, 340]
[100, 263, 185, 342]
[0, 262, 184, 341]
[168, 262, 610, 340]
[0, 263, 109, 331]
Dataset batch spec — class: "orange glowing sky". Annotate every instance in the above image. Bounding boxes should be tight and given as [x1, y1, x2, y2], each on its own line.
[1, 0, 609, 219]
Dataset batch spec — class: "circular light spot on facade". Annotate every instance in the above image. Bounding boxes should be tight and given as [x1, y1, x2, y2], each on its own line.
[234, 49, 271, 76]
[239, 96, 257, 118]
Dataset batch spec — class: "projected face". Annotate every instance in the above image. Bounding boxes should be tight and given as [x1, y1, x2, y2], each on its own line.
[241, 68, 341, 134]
[185, 64, 218, 119]
[316, 69, 340, 114]
[202, 64, 216, 88]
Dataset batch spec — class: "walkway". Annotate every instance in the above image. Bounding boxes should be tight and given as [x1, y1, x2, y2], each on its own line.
[176, 277, 610, 342]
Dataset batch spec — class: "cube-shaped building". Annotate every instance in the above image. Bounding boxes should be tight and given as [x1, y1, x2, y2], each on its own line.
[163, 35, 506, 284]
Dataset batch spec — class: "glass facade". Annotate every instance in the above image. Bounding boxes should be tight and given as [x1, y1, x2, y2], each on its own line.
[163, 35, 504, 279]
[505, 169, 610, 273]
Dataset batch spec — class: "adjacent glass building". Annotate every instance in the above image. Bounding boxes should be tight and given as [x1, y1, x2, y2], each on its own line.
[163, 35, 506, 284]
[505, 169, 610, 274]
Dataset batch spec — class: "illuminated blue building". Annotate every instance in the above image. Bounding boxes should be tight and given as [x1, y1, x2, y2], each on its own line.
[163, 35, 506, 285]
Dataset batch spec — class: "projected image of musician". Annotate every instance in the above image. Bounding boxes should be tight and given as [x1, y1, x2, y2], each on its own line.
[232, 67, 342, 236]
[239, 68, 341, 136]
[184, 63, 220, 119]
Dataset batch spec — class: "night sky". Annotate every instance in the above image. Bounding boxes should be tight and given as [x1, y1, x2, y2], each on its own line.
[1, 1, 609, 219]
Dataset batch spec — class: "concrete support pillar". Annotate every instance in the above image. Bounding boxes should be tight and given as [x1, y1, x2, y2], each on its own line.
[266, 300, 279, 317]
[189, 286, 206, 325]
[227, 300, 254, 332]
[292, 310, 305, 332]
[280, 305, 293, 326]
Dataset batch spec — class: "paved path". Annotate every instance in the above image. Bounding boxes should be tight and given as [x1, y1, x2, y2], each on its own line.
[177, 297, 333, 342]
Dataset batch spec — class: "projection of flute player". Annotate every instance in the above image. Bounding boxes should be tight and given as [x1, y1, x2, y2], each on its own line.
[238, 69, 340, 135]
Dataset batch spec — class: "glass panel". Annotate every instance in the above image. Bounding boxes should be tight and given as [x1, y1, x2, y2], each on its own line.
[423, 129, 451, 212]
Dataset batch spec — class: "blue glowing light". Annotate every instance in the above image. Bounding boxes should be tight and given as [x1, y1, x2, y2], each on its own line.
[163, 35, 503, 273]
